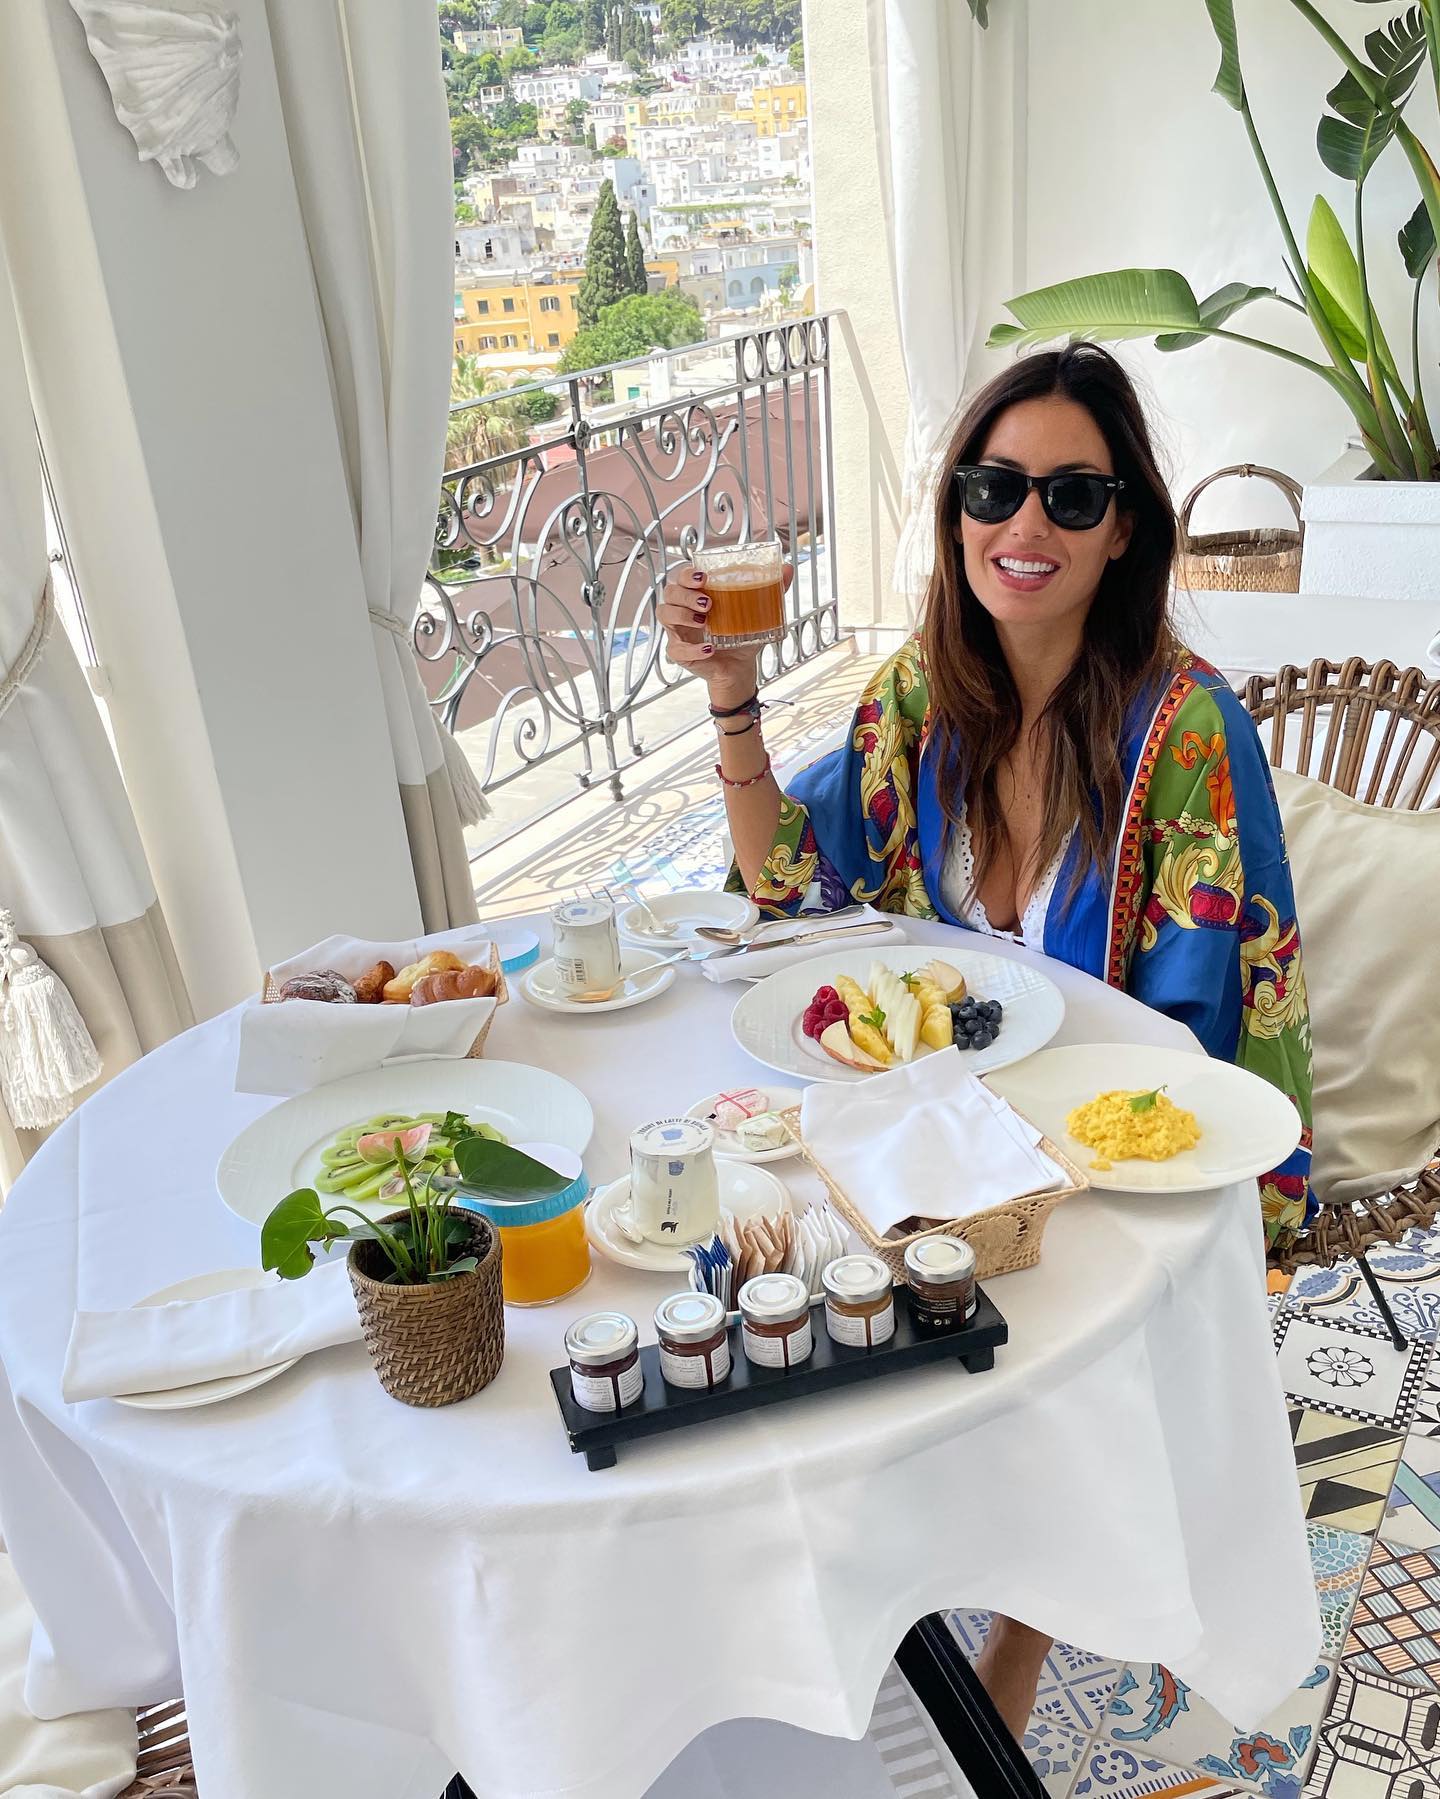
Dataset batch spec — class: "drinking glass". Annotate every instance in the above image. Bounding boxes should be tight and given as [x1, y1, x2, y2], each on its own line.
[692, 540, 786, 649]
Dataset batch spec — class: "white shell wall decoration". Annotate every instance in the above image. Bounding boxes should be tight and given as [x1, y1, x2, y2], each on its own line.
[69, 0, 241, 190]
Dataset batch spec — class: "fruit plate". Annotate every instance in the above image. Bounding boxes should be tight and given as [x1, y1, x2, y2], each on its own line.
[730, 945, 1065, 1086]
[217, 1058, 595, 1227]
[984, 1043, 1303, 1194]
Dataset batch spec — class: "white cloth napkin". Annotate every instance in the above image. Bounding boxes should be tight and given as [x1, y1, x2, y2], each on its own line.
[62, 1263, 362, 1403]
[699, 905, 907, 984]
[800, 1047, 1066, 1235]
[236, 926, 497, 1096]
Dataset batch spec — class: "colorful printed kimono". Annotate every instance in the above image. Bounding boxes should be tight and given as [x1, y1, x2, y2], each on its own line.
[734, 638, 1313, 1251]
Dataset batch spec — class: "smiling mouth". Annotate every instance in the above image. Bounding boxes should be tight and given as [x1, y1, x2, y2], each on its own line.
[992, 554, 1061, 592]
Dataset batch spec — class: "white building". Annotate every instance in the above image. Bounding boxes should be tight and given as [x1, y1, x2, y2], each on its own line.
[507, 69, 602, 108]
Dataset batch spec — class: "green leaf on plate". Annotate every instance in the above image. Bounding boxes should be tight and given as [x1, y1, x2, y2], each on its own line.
[1127, 1087, 1166, 1114]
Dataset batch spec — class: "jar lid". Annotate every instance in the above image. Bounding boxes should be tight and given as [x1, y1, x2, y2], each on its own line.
[655, 1290, 726, 1342]
[454, 1142, 588, 1230]
[492, 927, 540, 974]
[629, 1116, 715, 1159]
[822, 1254, 893, 1305]
[903, 1236, 976, 1283]
[564, 1311, 638, 1365]
[552, 897, 614, 927]
[738, 1271, 809, 1323]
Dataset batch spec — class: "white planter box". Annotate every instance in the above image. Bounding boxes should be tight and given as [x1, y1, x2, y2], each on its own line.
[1300, 447, 1440, 602]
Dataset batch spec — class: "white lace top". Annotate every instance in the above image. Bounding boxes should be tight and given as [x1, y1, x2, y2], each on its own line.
[938, 805, 1076, 949]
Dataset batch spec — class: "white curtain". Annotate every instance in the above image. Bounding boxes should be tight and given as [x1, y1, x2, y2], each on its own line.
[266, 0, 485, 931]
[0, 232, 191, 1189]
[873, 0, 1027, 613]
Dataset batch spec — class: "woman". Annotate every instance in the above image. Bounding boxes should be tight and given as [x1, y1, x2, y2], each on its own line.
[660, 344, 1312, 1735]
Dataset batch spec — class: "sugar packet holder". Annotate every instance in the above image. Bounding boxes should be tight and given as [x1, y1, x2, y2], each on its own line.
[776, 1105, 1087, 1283]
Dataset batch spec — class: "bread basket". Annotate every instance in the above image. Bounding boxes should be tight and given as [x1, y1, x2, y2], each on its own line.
[262, 941, 508, 1059]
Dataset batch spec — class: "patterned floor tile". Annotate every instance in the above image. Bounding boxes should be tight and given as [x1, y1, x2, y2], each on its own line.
[1019, 1717, 1090, 1798]
[1412, 1351, 1440, 1439]
[1271, 1316, 1431, 1431]
[1301, 1661, 1440, 1797]
[1283, 1229, 1440, 1346]
[1070, 1739, 1226, 1798]
[1378, 1433, 1440, 1554]
[943, 1611, 1122, 1739]
[1309, 1525, 1375, 1656]
[1341, 1538, 1440, 1688]
[1095, 1661, 1334, 1798]
[1291, 1412, 1406, 1534]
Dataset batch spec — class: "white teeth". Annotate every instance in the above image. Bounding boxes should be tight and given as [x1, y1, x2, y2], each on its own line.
[997, 558, 1058, 575]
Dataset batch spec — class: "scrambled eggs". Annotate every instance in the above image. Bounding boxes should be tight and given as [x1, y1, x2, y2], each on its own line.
[1065, 1088, 1201, 1171]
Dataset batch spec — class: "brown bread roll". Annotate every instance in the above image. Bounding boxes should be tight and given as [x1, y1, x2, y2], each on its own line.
[409, 965, 498, 1005]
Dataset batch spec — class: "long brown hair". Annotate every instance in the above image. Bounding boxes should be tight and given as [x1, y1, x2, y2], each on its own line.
[918, 343, 1181, 908]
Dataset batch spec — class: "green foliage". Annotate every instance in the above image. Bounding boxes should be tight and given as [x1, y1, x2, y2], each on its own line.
[541, 26, 582, 61]
[787, 38, 803, 71]
[624, 210, 648, 294]
[577, 178, 630, 325]
[519, 388, 562, 422]
[447, 354, 537, 470]
[600, 138, 626, 156]
[660, 0, 703, 42]
[565, 96, 590, 140]
[965, 0, 989, 23]
[624, 46, 645, 71]
[605, 3, 622, 57]
[439, 0, 482, 28]
[501, 41, 536, 72]
[450, 113, 491, 177]
[582, 0, 606, 49]
[705, 0, 800, 48]
[523, 1, 550, 36]
[559, 288, 704, 373]
[777, 259, 799, 296]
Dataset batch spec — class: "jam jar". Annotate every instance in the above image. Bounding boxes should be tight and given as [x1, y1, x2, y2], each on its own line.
[654, 1291, 731, 1390]
[564, 1311, 643, 1413]
[903, 1236, 977, 1335]
[822, 1254, 896, 1348]
[738, 1272, 813, 1370]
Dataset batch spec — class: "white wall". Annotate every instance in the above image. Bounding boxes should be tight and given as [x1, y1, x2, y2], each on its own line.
[1011, 0, 1440, 529]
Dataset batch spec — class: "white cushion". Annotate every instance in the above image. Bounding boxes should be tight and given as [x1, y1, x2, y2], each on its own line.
[1273, 767, 1440, 1206]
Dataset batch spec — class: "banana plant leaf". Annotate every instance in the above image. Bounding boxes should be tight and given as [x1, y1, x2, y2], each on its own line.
[1399, 195, 1438, 276]
[1316, 9, 1427, 183]
[1204, 0, 1245, 108]
[989, 269, 1206, 350]
[1156, 282, 1279, 352]
[1306, 194, 1402, 378]
[965, 0, 990, 23]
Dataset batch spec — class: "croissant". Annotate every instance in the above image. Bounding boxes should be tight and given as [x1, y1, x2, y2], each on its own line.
[382, 949, 467, 1003]
[410, 966, 498, 1006]
[352, 960, 395, 1005]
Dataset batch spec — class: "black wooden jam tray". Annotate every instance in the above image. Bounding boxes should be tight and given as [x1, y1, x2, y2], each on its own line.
[549, 1286, 1008, 1470]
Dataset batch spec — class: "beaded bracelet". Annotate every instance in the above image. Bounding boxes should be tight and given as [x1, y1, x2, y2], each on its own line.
[709, 692, 761, 720]
[716, 753, 772, 790]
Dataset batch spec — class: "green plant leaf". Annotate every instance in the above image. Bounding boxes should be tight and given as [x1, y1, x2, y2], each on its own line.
[1128, 1087, 1165, 1114]
[1316, 10, 1426, 183]
[443, 1212, 475, 1247]
[431, 1256, 479, 1280]
[452, 1136, 566, 1202]
[964, 0, 990, 22]
[1399, 196, 1437, 276]
[1156, 282, 1278, 352]
[1306, 196, 1370, 359]
[1204, 0, 1245, 109]
[261, 1189, 347, 1281]
[988, 269, 1204, 351]
[859, 1006, 887, 1031]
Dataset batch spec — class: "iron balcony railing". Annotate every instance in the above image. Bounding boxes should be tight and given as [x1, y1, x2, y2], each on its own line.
[420, 313, 840, 809]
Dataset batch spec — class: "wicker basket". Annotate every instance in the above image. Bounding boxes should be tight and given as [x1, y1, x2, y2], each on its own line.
[1176, 463, 1304, 593]
[348, 1209, 505, 1407]
[262, 941, 508, 1059]
[778, 1105, 1087, 1283]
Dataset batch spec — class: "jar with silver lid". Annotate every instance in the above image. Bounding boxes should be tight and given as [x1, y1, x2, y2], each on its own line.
[822, 1254, 896, 1348]
[902, 1236, 977, 1335]
[654, 1291, 731, 1390]
[565, 1311, 644, 1413]
[738, 1271, 813, 1370]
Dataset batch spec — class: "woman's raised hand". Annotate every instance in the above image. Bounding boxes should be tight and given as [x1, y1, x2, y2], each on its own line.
[657, 563, 792, 703]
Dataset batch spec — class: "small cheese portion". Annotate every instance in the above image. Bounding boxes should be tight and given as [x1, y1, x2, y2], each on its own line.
[712, 1088, 772, 1130]
[736, 1112, 789, 1152]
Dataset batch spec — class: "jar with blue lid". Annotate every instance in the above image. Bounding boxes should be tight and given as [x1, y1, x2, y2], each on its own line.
[455, 1140, 590, 1306]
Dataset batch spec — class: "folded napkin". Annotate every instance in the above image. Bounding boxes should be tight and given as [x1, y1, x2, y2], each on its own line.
[63, 1263, 362, 1403]
[700, 904, 907, 984]
[800, 1047, 1066, 1236]
[236, 926, 497, 1096]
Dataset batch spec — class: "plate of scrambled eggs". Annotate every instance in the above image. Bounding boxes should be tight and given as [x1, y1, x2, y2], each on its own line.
[984, 1044, 1303, 1194]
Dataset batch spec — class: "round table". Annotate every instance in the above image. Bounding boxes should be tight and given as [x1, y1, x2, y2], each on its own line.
[0, 916, 1319, 1799]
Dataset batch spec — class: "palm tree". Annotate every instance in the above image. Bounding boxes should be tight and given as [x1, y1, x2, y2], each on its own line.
[445, 354, 535, 472]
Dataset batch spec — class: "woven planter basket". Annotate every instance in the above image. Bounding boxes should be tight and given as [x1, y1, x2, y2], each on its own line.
[778, 1106, 1087, 1282]
[348, 1209, 504, 1407]
[1176, 463, 1304, 593]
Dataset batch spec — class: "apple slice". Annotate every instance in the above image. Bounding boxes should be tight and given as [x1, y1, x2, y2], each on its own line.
[819, 1019, 886, 1072]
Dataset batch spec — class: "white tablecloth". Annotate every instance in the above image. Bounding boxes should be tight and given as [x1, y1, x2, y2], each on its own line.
[0, 917, 1320, 1799]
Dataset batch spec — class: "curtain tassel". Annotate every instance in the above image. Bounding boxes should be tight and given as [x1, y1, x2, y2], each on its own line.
[0, 911, 101, 1130]
[439, 721, 491, 826]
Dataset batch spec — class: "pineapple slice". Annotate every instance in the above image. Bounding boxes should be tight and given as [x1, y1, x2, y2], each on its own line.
[850, 1007, 894, 1066]
[919, 1000, 952, 1050]
[835, 974, 873, 1023]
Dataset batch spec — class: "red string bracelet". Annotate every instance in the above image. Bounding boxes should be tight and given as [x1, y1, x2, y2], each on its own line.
[716, 753, 771, 790]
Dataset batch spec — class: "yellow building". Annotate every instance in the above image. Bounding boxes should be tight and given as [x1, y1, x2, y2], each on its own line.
[737, 82, 808, 138]
[453, 261, 685, 367]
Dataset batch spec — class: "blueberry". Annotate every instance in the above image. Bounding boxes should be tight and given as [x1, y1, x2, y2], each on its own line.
[958, 999, 977, 1017]
[987, 1001, 1004, 1020]
[982, 1001, 1002, 1023]
[972, 1028, 993, 1050]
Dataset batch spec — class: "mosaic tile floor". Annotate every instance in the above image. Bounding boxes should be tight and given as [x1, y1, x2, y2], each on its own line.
[939, 1222, 1440, 1799]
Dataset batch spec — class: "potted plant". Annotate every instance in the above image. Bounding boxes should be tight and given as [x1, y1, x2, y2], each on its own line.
[261, 1120, 566, 1408]
[985, 0, 1440, 600]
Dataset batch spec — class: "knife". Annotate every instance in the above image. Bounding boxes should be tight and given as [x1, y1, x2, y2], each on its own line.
[711, 919, 895, 959]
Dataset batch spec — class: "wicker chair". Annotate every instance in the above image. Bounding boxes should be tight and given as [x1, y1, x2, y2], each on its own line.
[117, 1699, 195, 1795]
[1239, 657, 1440, 1331]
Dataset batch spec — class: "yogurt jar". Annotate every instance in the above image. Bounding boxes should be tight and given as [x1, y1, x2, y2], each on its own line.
[550, 897, 622, 997]
[628, 1117, 720, 1248]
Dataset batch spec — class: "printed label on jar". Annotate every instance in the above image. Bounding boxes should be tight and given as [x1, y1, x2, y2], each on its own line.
[555, 955, 588, 989]
[569, 1360, 644, 1413]
[743, 1314, 813, 1369]
[659, 1336, 731, 1389]
[826, 1302, 895, 1348]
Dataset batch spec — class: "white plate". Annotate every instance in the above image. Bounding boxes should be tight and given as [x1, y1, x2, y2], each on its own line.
[730, 945, 1065, 1085]
[585, 1163, 792, 1272]
[685, 1084, 804, 1163]
[984, 1043, 1304, 1194]
[115, 1269, 297, 1411]
[520, 952, 678, 1014]
[217, 1058, 594, 1227]
[617, 889, 757, 949]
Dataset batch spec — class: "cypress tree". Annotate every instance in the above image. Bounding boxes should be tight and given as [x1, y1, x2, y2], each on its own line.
[577, 180, 629, 326]
[605, 3, 621, 57]
[581, 0, 605, 50]
[624, 211, 647, 294]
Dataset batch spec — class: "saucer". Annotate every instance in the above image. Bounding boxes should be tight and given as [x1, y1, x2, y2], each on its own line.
[685, 1085, 804, 1163]
[584, 1163, 792, 1272]
[520, 952, 678, 1014]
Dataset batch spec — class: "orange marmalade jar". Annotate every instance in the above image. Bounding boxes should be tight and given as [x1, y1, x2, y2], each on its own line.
[456, 1140, 590, 1306]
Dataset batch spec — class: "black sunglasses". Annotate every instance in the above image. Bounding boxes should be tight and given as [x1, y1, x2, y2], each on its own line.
[953, 464, 1125, 531]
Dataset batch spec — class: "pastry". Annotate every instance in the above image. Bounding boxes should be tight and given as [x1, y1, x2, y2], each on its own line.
[277, 969, 357, 1004]
[409, 965, 498, 1005]
[382, 949, 467, 1003]
[351, 960, 396, 1005]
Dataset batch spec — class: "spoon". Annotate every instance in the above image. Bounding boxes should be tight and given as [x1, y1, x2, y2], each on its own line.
[623, 884, 677, 937]
[695, 903, 865, 947]
[565, 947, 692, 1003]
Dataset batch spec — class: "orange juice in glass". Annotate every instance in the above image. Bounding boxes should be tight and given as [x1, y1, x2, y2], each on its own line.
[693, 540, 786, 649]
[455, 1141, 591, 1307]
